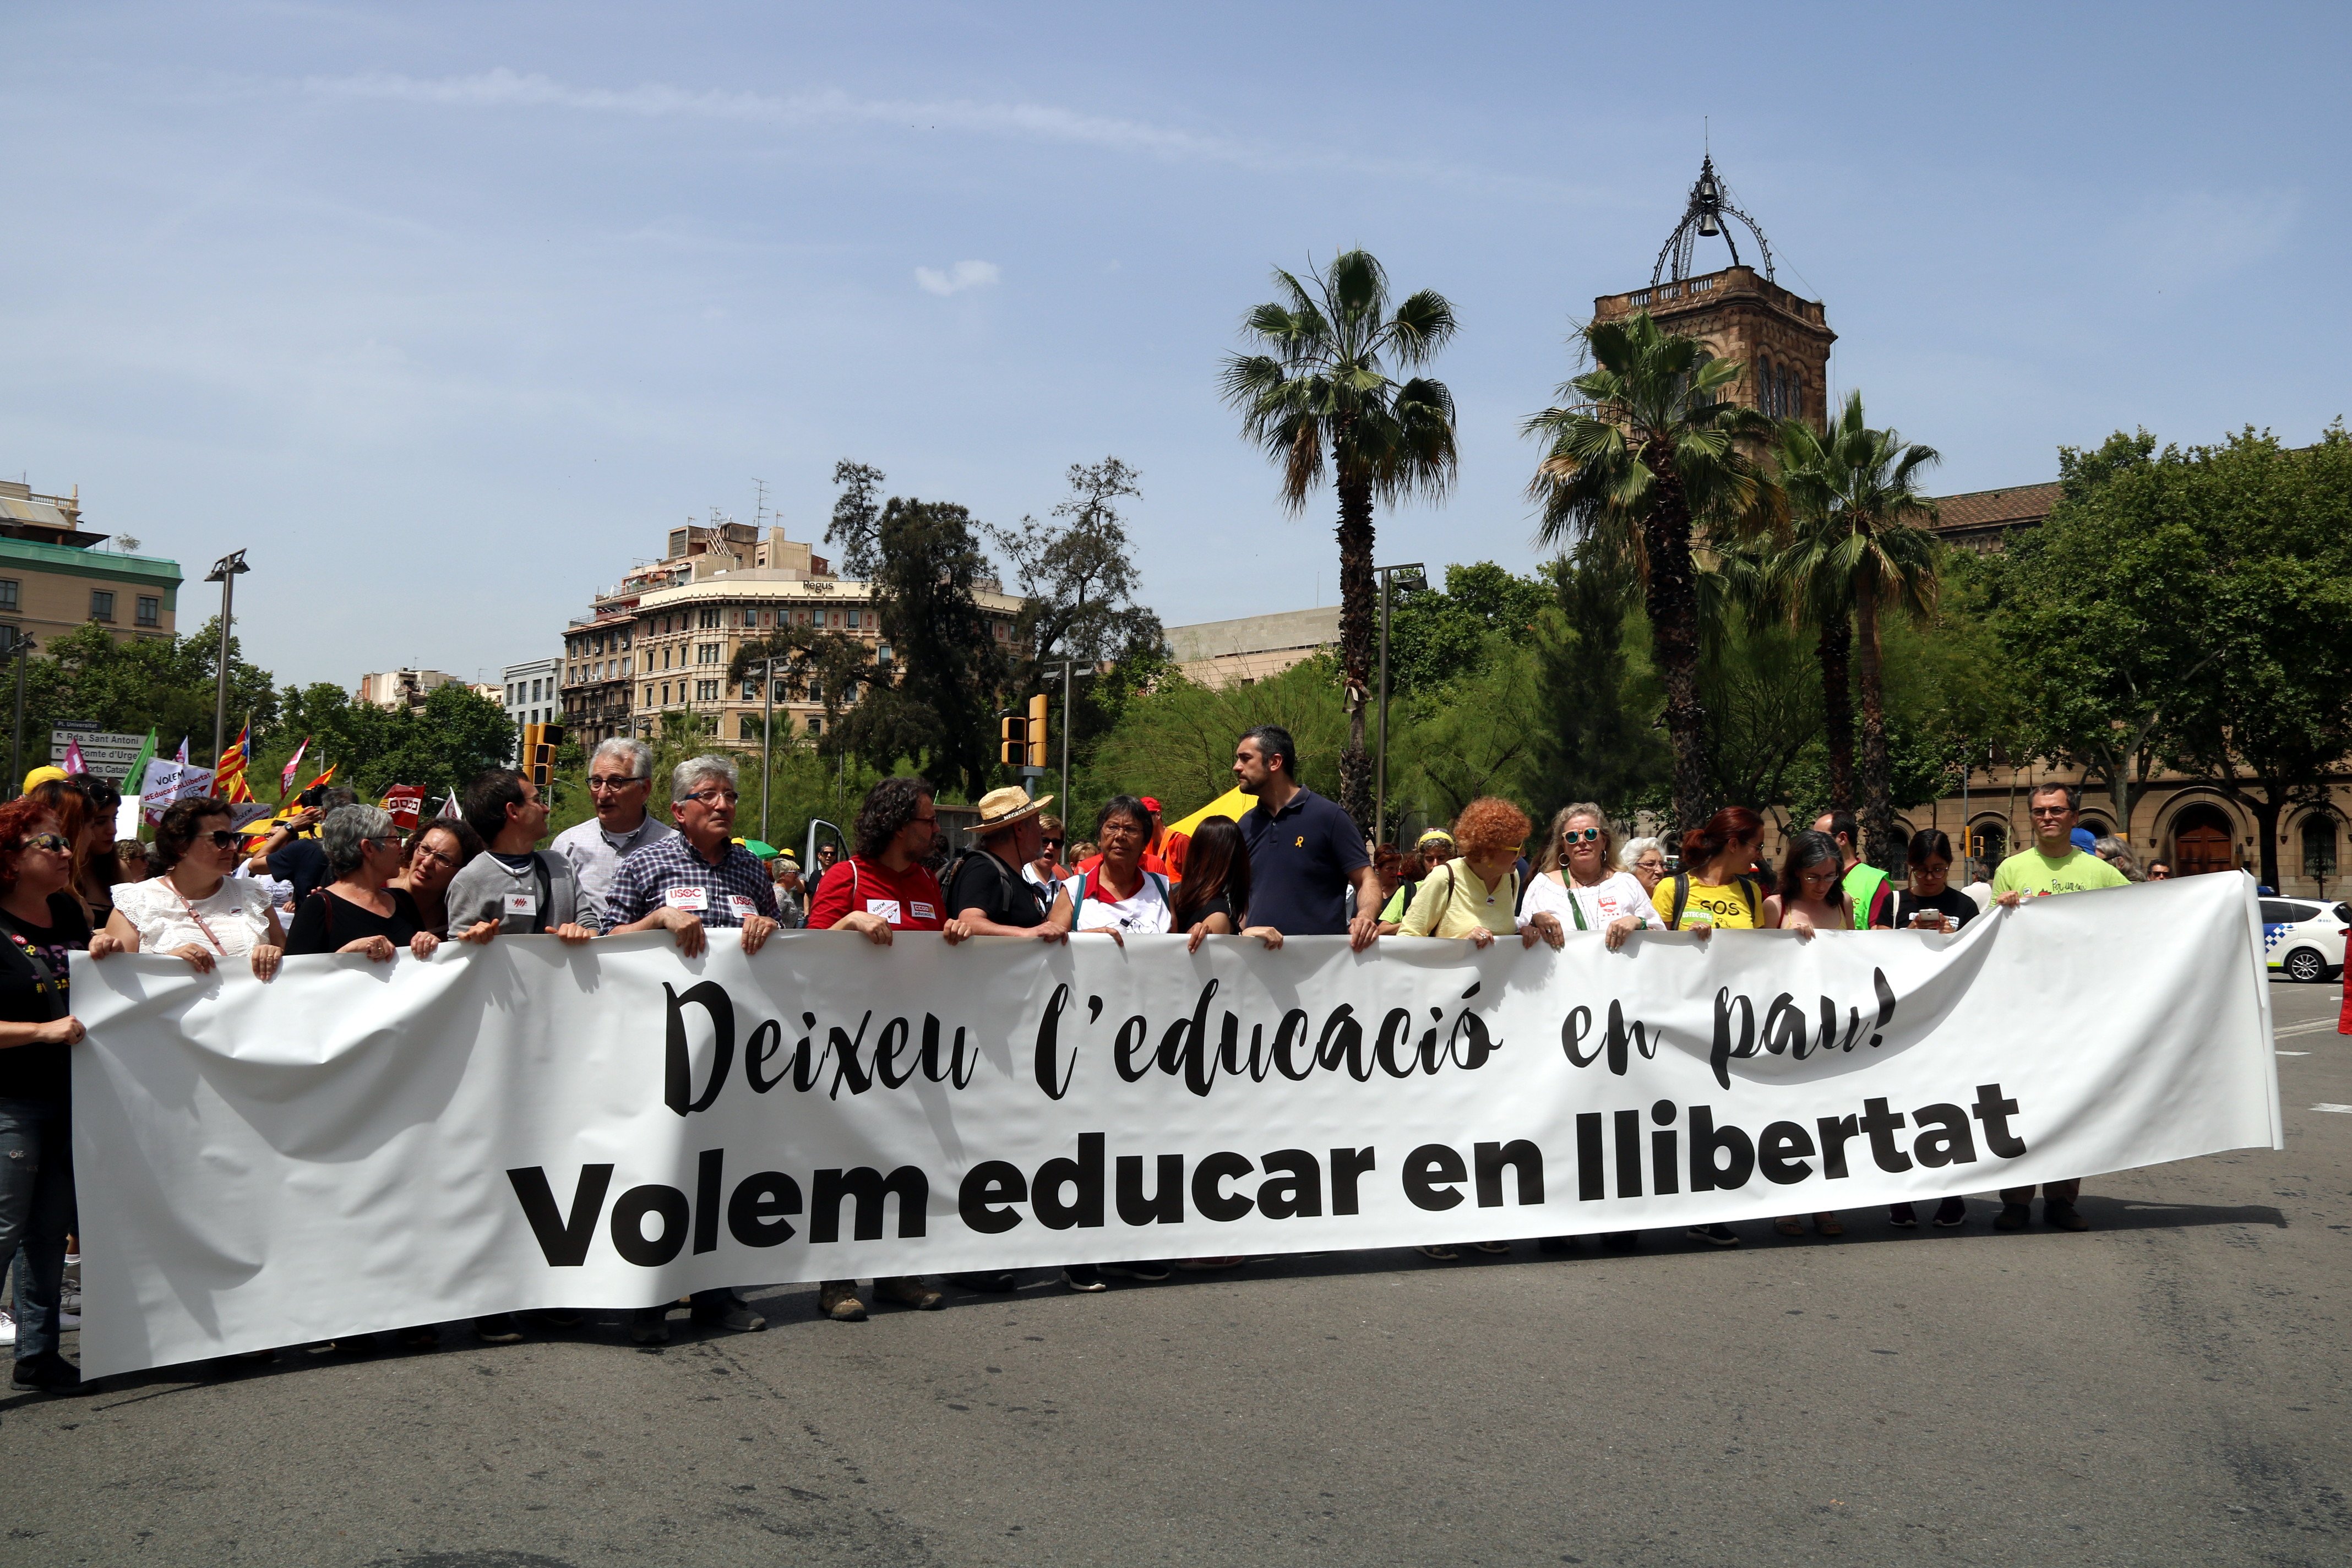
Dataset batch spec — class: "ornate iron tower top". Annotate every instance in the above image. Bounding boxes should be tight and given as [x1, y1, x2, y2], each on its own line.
[1652, 155, 1775, 286]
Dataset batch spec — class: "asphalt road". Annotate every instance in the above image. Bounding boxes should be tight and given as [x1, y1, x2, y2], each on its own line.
[4, 979, 2346, 1568]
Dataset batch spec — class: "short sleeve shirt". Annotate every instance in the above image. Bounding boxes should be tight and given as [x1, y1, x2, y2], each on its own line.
[1990, 848, 2130, 900]
[805, 855, 947, 932]
[266, 838, 332, 908]
[948, 851, 1049, 929]
[1237, 788, 1370, 935]
[607, 836, 782, 929]
[1063, 868, 1174, 934]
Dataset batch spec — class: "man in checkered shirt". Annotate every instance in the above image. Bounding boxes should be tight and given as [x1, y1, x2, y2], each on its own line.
[607, 754, 782, 960]
[604, 754, 778, 1343]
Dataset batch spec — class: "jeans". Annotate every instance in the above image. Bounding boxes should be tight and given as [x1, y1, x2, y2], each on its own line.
[1999, 1178, 2082, 1208]
[0, 1096, 74, 1363]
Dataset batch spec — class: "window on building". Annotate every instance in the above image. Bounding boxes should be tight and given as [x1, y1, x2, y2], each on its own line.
[741, 679, 759, 702]
[771, 680, 787, 704]
[90, 590, 116, 622]
[644, 684, 654, 707]
[842, 680, 858, 706]
[847, 609, 861, 629]
[0, 581, 17, 613]
[695, 679, 719, 701]
[740, 716, 758, 740]
[877, 643, 892, 664]
[807, 716, 823, 736]
[698, 607, 720, 630]
[661, 682, 671, 705]
[2305, 816, 2338, 886]
[135, 595, 160, 627]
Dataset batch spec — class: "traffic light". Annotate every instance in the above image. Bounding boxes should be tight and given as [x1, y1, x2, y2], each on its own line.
[998, 711, 1027, 767]
[524, 722, 562, 788]
[1026, 693, 1050, 769]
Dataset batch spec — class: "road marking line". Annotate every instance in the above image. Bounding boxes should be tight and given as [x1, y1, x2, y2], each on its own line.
[2272, 1021, 2341, 1038]
[2312, 1104, 2352, 1114]
[2278, 1050, 2311, 1056]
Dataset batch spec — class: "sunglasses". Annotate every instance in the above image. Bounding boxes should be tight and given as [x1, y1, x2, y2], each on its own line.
[20, 832, 70, 853]
[202, 829, 241, 850]
[1560, 827, 1602, 843]
[1041, 838, 1064, 849]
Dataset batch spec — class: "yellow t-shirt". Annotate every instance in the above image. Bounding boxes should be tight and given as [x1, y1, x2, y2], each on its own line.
[1667, 874, 1760, 930]
[1400, 861, 1521, 939]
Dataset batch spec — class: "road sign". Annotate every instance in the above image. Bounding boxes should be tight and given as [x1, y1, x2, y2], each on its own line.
[51, 727, 148, 781]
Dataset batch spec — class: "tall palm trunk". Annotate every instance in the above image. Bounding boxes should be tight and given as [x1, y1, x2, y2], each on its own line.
[1817, 610, 1856, 813]
[1642, 457, 1711, 836]
[1333, 472, 1377, 830]
[1854, 574, 1894, 869]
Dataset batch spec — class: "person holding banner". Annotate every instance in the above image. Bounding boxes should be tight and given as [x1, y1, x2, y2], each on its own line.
[550, 738, 676, 931]
[94, 798, 286, 980]
[948, 787, 1066, 939]
[284, 806, 441, 962]
[1986, 782, 2125, 1233]
[1397, 798, 1561, 952]
[0, 796, 95, 1392]
[391, 818, 482, 940]
[1522, 803, 1657, 951]
[1048, 796, 1178, 943]
[1232, 725, 1379, 949]
[445, 772, 598, 946]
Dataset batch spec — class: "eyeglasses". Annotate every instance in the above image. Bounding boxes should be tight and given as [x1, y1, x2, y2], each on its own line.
[2149, 868, 2172, 879]
[587, 775, 647, 793]
[684, 789, 741, 805]
[2028, 807, 2072, 819]
[20, 832, 70, 853]
[1560, 827, 1602, 844]
[411, 846, 458, 868]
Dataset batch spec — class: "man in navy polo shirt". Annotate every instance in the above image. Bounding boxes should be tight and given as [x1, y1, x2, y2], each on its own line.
[1232, 725, 1379, 949]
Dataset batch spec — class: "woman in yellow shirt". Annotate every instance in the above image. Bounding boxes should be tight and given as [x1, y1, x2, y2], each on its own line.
[1398, 798, 1560, 949]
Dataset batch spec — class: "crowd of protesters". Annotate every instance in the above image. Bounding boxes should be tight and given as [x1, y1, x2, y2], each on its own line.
[0, 725, 2151, 1392]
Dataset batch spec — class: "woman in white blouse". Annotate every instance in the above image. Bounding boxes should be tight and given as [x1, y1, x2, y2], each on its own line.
[90, 798, 285, 979]
[1048, 796, 1173, 943]
[1520, 803, 1659, 951]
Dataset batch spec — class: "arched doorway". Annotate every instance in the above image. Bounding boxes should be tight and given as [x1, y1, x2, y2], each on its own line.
[1968, 818, 2007, 870]
[2170, 804, 2236, 877]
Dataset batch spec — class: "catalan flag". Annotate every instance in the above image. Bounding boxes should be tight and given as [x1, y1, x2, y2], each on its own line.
[213, 723, 252, 800]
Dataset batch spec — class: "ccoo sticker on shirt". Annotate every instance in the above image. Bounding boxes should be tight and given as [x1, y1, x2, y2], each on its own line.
[664, 885, 709, 912]
[910, 901, 936, 922]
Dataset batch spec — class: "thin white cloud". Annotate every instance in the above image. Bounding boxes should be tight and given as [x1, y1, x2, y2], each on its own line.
[296, 68, 1608, 200]
[2114, 189, 2297, 290]
[916, 260, 999, 297]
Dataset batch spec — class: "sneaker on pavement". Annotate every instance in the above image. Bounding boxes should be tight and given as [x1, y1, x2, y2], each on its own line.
[1686, 1223, 1740, 1248]
[1994, 1202, 2032, 1231]
[692, 1301, 767, 1332]
[0, 1307, 15, 1348]
[818, 1281, 869, 1320]
[531, 1308, 583, 1330]
[12, 1352, 80, 1394]
[949, 1271, 1023, 1292]
[2044, 1202, 2090, 1232]
[630, 1308, 671, 1345]
[1060, 1265, 1108, 1293]
[1887, 1203, 1918, 1227]
[873, 1276, 944, 1311]
[473, 1314, 525, 1345]
[1932, 1196, 1968, 1227]
[1098, 1260, 1173, 1282]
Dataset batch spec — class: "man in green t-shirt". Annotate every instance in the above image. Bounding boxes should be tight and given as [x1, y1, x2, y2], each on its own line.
[1814, 810, 1893, 929]
[1986, 781, 2131, 1234]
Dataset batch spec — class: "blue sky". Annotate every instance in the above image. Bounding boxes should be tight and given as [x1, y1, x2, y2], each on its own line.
[4, 2, 2346, 690]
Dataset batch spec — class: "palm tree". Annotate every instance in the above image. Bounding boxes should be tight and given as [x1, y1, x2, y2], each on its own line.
[1523, 312, 1776, 836]
[1771, 391, 1942, 867]
[1751, 426, 1859, 815]
[1221, 250, 1458, 829]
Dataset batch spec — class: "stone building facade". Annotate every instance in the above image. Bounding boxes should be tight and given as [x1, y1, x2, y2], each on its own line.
[1591, 265, 1835, 430]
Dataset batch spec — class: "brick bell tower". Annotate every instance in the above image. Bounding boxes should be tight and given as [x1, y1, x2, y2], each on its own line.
[1591, 155, 1833, 428]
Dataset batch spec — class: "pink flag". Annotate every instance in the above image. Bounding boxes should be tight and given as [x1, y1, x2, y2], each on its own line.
[280, 737, 310, 796]
[62, 741, 85, 775]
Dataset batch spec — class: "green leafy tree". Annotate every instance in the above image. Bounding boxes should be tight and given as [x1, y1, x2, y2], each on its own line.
[1222, 249, 1459, 830]
[273, 681, 514, 801]
[1524, 311, 1776, 837]
[1770, 391, 1942, 867]
[21, 617, 278, 769]
[1384, 561, 1553, 698]
[1529, 545, 1669, 821]
[847, 494, 1010, 801]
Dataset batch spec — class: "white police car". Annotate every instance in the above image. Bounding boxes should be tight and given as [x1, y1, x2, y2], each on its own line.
[2261, 897, 2348, 982]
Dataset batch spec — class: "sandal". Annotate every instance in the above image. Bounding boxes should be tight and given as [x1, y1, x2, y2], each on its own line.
[1774, 1217, 1804, 1237]
[1471, 1240, 1512, 1255]
[1415, 1244, 1462, 1261]
[1814, 1212, 1845, 1237]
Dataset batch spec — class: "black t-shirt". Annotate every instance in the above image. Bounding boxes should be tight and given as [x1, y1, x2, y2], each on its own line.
[1893, 886, 1978, 932]
[1174, 890, 1237, 932]
[268, 838, 332, 907]
[1238, 787, 1370, 937]
[0, 894, 92, 1102]
[287, 886, 424, 956]
[946, 851, 1049, 929]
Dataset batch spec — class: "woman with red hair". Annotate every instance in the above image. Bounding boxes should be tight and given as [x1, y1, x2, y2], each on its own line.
[0, 793, 96, 1392]
[1658, 807, 1778, 937]
[1397, 797, 1562, 950]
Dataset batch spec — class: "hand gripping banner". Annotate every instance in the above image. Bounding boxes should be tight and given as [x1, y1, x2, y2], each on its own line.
[70, 873, 2279, 1375]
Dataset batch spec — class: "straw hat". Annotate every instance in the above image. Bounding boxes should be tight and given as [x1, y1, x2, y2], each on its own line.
[970, 786, 1053, 834]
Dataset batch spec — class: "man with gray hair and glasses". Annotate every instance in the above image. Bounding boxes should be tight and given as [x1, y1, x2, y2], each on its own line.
[604, 755, 781, 1341]
[552, 737, 677, 930]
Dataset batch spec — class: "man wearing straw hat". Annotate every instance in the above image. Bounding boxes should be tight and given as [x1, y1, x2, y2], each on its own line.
[947, 786, 1070, 939]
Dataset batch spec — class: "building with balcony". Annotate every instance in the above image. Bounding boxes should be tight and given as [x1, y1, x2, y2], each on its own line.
[356, 668, 461, 712]
[0, 478, 180, 651]
[503, 657, 561, 760]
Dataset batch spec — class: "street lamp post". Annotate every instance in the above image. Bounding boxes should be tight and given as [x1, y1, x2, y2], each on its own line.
[205, 550, 250, 766]
[758, 654, 777, 846]
[1373, 562, 1427, 848]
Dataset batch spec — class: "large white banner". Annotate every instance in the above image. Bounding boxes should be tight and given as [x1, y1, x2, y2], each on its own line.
[70, 873, 2279, 1376]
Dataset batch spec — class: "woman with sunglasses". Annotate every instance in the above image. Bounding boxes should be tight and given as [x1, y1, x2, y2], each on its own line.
[285, 805, 444, 962]
[1522, 803, 1658, 951]
[92, 798, 286, 979]
[0, 797, 97, 1391]
[1025, 814, 1071, 894]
